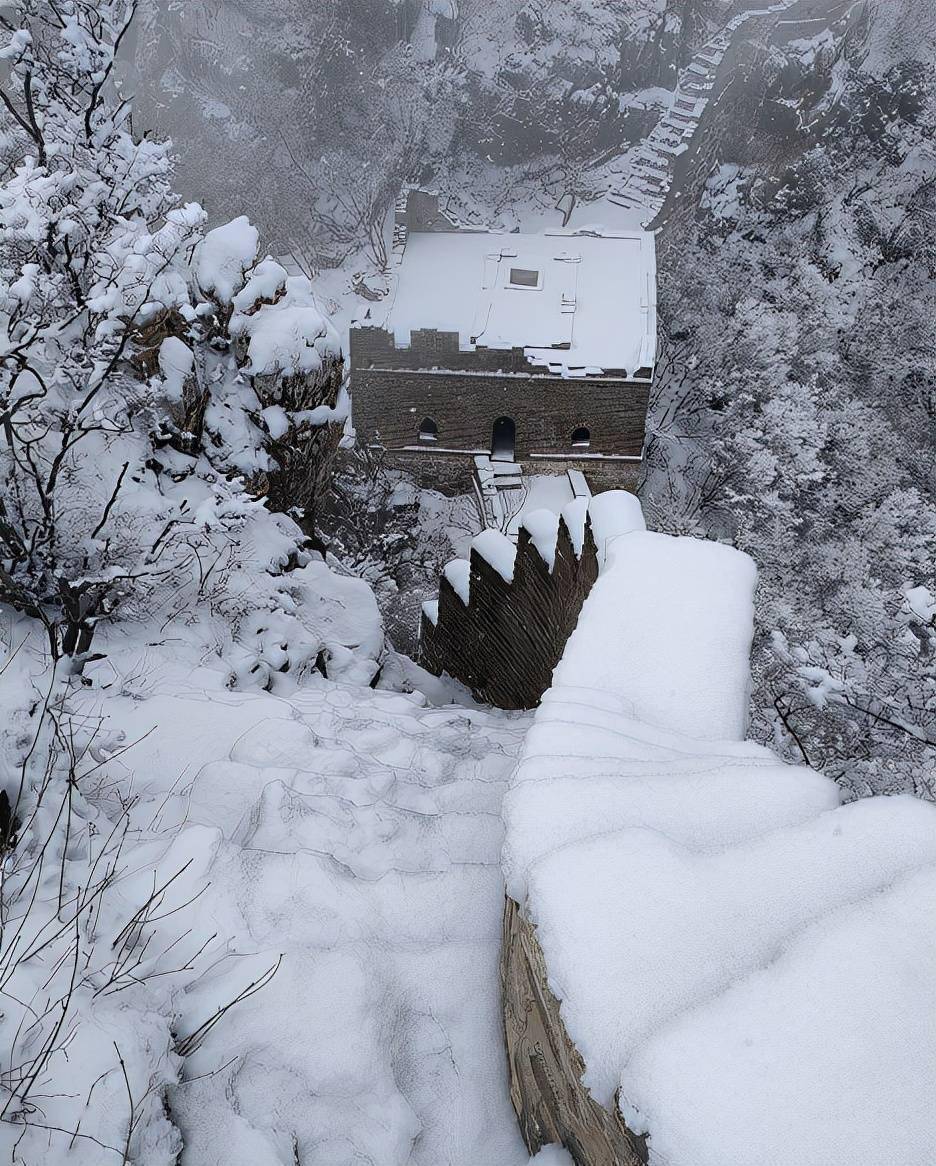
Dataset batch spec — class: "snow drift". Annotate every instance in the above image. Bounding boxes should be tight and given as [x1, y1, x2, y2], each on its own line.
[503, 492, 936, 1166]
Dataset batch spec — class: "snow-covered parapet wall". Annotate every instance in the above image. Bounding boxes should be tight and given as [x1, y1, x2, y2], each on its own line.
[420, 493, 644, 709]
[502, 508, 936, 1165]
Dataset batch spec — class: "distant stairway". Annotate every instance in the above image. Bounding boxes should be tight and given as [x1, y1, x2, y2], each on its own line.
[608, 0, 800, 224]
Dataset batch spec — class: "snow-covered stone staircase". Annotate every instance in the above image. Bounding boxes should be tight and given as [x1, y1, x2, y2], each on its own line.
[609, 0, 801, 224]
[89, 676, 534, 1166]
[473, 456, 592, 538]
[473, 454, 525, 532]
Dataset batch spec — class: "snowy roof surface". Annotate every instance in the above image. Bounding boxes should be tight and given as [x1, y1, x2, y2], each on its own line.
[384, 228, 657, 378]
[504, 492, 936, 1166]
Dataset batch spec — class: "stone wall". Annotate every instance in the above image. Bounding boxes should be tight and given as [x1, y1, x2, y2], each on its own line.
[419, 510, 599, 710]
[352, 325, 639, 379]
[345, 447, 641, 498]
[528, 457, 641, 495]
[350, 326, 651, 464]
[501, 897, 649, 1166]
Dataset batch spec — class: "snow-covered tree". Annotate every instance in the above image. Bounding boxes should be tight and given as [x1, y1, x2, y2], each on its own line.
[0, 5, 383, 1159]
[0, 1, 240, 659]
[0, 1, 359, 679]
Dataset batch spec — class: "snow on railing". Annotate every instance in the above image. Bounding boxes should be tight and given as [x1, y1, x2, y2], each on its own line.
[418, 494, 643, 708]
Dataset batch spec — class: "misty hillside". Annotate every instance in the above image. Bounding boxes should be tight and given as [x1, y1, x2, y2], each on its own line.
[134, 0, 934, 798]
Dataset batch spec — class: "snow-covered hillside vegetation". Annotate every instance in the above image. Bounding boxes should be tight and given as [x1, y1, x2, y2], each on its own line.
[646, 0, 936, 797]
[132, 0, 935, 798]
[1, 1, 933, 1163]
[131, 0, 731, 257]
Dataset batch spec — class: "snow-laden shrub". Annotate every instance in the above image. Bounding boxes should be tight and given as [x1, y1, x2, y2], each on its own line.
[644, 36, 936, 797]
[0, 3, 383, 1159]
[0, 1, 379, 688]
[0, 635, 209, 1163]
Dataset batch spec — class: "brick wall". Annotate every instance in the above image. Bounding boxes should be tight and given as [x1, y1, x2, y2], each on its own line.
[419, 513, 600, 710]
[353, 367, 649, 458]
[368, 449, 641, 501]
[351, 329, 649, 461]
[352, 325, 636, 378]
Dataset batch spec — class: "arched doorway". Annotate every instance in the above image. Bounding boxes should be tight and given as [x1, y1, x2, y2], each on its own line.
[491, 416, 516, 461]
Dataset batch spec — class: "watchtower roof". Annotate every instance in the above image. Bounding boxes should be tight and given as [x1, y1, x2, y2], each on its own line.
[382, 226, 657, 380]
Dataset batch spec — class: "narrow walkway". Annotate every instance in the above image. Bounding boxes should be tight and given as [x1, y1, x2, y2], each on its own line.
[473, 458, 591, 538]
[91, 678, 533, 1165]
[608, 0, 802, 224]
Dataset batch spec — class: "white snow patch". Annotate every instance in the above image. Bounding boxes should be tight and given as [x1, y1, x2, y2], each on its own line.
[503, 473, 574, 540]
[443, 558, 471, 604]
[554, 528, 756, 741]
[529, 794, 936, 1105]
[230, 275, 341, 377]
[504, 493, 936, 1166]
[231, 256, 288, 313]
[586, 489, 646, 562]
[560, 497, 589, 556]
[385, 228, 656, 378]
[472, 528, 517, 582]
[157, 335, 194, 402]
[529, 1146, 575, 1165]
[503, 743, 841, 903]
[519, 508, 560, 570]
[261, 404, 290, 439]
[905, 584, 936, 623]
[197, 215, 260, 304]
[624, 863, 936, 1166]
[73, 662, 533, 1166]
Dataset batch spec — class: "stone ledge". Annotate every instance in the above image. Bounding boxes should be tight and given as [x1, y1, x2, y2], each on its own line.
[500, 896, 648, 1166]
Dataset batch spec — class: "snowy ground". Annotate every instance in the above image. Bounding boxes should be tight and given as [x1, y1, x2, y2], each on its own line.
[504, 475, 577, 538]
[73, 650, 535, 1165]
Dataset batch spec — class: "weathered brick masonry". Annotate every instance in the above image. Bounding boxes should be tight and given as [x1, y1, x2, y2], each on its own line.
[350, 326, 650, 491]
[419, 511, 600, 709]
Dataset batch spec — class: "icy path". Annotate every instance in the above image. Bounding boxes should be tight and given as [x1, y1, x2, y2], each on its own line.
[91, 677, 533, 1165]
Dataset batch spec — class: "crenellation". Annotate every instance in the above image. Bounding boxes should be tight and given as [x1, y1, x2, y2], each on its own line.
[420, 507, 600, 709]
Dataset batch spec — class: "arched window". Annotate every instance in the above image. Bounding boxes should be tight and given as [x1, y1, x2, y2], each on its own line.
[418, 417, 438, 442]
[571, 426, 590, 448]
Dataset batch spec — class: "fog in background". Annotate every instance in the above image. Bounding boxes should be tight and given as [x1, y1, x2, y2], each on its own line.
[124, 0, 843, 261]
[126, 0, 936, 800]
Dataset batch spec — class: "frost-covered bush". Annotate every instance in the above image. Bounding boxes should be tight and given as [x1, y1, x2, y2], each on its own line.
[0, 2, 215, 659]
[0, 4, 383, 1158]
[0, 2, 375, 687]
[644, 13, 936, 797]
[319, 445, 478, 653]
[0, 641, 209, 1163]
